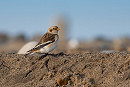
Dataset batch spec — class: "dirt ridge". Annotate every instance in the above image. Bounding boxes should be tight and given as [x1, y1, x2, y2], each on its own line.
[0, 52, 129, 87]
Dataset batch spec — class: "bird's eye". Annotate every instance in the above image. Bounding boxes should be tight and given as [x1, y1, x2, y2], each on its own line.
[50, 29, 52, 32]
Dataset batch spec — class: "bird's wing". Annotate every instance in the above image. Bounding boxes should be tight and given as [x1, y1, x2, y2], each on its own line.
[27, 33, 56, 52]
[27, 40, 55, 52]
[35, 33, 55, 46]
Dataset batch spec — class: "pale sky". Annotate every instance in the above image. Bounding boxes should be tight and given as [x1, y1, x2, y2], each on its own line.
[0, 0, 130, 39]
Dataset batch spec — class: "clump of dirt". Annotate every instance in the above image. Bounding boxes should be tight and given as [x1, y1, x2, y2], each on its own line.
[0, 52, 129, 87]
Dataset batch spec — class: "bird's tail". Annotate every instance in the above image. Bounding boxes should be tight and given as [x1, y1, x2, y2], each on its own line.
[24, 51, 34, 56]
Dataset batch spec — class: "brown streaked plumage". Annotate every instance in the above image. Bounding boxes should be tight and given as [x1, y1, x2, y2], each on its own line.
[35, 33, 56, 46]
[25, 26, 60, 55]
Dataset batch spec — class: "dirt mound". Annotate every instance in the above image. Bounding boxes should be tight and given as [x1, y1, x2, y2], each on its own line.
[0, 52, 130, 87]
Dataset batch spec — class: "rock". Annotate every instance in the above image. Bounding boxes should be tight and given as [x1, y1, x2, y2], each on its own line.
[68, 39, 79, 49]
[57, 78, 68, 86]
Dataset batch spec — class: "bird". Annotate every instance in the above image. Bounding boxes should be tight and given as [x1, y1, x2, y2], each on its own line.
[25, 26, 60, 55]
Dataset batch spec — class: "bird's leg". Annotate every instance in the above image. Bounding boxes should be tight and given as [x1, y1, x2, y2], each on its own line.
[46, 53, 51, 58]
[38, 53, 48, 60]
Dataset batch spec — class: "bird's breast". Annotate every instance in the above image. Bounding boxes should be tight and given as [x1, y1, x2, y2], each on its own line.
[46, 39, 59, 52]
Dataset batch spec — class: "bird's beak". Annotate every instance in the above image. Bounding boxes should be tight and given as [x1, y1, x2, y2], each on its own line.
[57, 28, 60, 31]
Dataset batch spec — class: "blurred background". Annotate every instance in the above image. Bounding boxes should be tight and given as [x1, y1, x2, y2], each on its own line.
[0, 0, 130, 53]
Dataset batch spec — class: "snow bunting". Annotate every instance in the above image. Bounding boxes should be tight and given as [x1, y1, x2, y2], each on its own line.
[25, 26, 60, 55]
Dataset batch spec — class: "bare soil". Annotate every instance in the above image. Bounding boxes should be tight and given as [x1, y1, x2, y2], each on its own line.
[0, 52, 130, 87]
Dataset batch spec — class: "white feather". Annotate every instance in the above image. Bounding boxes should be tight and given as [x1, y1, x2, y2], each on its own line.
[41, 39, 59, 53]
[17, 41, 38, 54]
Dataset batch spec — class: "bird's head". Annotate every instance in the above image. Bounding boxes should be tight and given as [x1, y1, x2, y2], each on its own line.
[47, 26, 60, 34]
